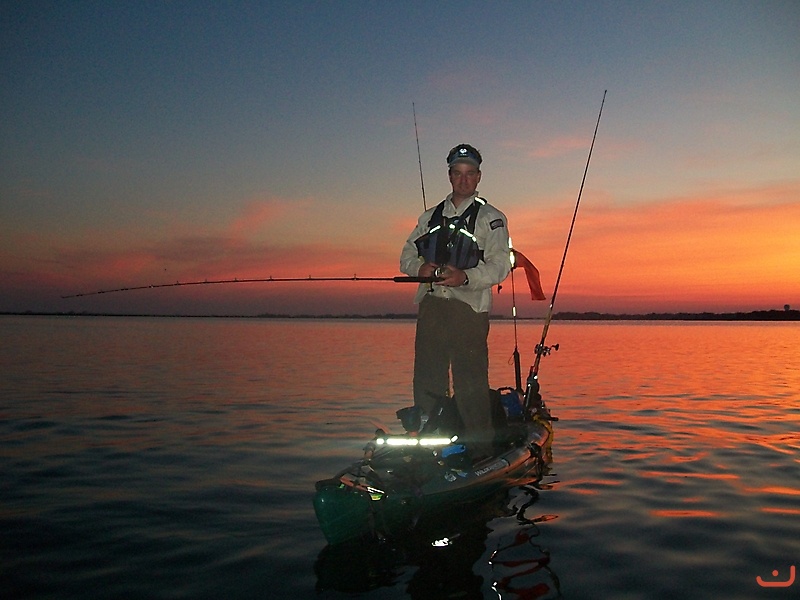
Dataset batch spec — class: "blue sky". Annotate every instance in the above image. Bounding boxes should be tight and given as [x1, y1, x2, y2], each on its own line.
[2, 1, 799, 315]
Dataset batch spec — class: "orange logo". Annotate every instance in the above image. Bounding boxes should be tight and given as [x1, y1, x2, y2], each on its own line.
[757, 565, 796, 588]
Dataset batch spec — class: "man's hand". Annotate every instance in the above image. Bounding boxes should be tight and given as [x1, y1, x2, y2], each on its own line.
[434, 266, 468, 287]
[418, 262, 439, 278]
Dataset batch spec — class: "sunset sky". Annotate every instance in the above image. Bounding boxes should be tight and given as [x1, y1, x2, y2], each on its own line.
[2, 1, 799, 317]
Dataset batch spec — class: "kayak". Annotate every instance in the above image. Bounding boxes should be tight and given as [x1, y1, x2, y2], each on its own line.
[313, 387, 554, 545]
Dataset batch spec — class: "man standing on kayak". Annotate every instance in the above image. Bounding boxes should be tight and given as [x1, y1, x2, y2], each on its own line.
[400, 143, 512, 459]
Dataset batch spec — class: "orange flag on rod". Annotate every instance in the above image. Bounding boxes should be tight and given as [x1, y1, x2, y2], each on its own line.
[512, 250, 547, 301]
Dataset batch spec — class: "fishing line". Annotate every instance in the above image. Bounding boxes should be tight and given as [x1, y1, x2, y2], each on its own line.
[525, 90, 607, 409]
[412, 102, 427, 211]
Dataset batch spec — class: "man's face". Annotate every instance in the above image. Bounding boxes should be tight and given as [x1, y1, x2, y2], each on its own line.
[448, 163, 481, 200]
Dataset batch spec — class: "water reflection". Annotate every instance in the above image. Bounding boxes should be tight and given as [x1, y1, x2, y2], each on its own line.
[4, 317, 800, 599]
[314, 482, 560, 599]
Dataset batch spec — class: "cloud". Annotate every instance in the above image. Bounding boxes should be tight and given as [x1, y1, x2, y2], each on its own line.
[528, 135, 594, 159]
[226, 197, 308, 241]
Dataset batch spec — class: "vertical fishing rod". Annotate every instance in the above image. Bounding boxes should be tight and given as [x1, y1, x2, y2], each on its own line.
[525, 90, 607, 410]
[412, 102, 427, 211]
[509, 256, 523, 391]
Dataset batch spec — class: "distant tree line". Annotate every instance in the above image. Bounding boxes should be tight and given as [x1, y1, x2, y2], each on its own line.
[552, 309, 800, 321]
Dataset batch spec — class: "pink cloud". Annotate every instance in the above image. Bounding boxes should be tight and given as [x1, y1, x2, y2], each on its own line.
[529, 135, 594, 159]
[226, 197, 310, 241]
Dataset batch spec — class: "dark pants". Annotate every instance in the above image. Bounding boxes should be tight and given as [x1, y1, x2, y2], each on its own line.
[413, 295, 492, 452]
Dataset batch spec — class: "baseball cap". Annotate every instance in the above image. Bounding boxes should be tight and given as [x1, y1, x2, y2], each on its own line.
[447, 144, 482, 168]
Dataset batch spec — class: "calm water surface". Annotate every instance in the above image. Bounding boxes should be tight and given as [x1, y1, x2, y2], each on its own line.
[1, 316, 799, 599]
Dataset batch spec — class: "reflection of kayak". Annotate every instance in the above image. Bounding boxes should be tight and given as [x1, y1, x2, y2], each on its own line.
[313, 388, 554, 545]
[315, 479, 561, 598]
[315, 486, 508, 594]
[314, 484, 551, 596]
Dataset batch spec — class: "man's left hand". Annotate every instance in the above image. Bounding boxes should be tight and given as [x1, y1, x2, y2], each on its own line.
[436, 266, 468, 287]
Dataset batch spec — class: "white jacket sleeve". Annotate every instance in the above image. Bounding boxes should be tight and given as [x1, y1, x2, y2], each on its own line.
[463, 207, 511, 290]
[399, 210, 433, 277]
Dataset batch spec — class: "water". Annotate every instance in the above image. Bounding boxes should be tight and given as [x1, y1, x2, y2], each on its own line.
[1, 316, 799, 599]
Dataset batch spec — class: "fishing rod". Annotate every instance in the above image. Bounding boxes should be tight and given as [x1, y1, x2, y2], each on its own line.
[524, 90, 607, 413]
[509, 254, 523, 391]
[412, 102, 427, 211]
[62, 275, 438, 299]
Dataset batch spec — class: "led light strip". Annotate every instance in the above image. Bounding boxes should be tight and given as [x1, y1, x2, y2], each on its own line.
[375, 435, 459, 447]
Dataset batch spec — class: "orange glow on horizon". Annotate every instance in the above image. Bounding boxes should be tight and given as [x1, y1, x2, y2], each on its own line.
[4, 182, 799, 314]
[507, 182, 800, 311]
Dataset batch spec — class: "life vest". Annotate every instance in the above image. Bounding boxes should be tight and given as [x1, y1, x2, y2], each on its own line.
[414, 197, 486, 269]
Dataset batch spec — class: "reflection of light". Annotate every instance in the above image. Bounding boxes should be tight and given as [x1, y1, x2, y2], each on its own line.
[432, 537, 452, 547]
[761, 507, 800, 516]
[650, 509, 720, 518]
[749, 486, 800, 496]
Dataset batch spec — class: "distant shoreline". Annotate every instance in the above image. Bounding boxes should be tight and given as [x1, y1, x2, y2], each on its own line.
[2, 309, 799, 321]
[551, 309, 800, 321]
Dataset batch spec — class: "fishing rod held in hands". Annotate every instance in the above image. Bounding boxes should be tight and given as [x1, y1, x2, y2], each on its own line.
[61, 275, 441, 299]
[524, 90, 607, 413]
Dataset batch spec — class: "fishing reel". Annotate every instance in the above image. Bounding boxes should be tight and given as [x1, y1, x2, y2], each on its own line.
[535, 343, 559, 357]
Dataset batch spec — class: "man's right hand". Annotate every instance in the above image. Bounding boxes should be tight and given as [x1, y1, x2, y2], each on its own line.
[418, 262, 439, 278]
